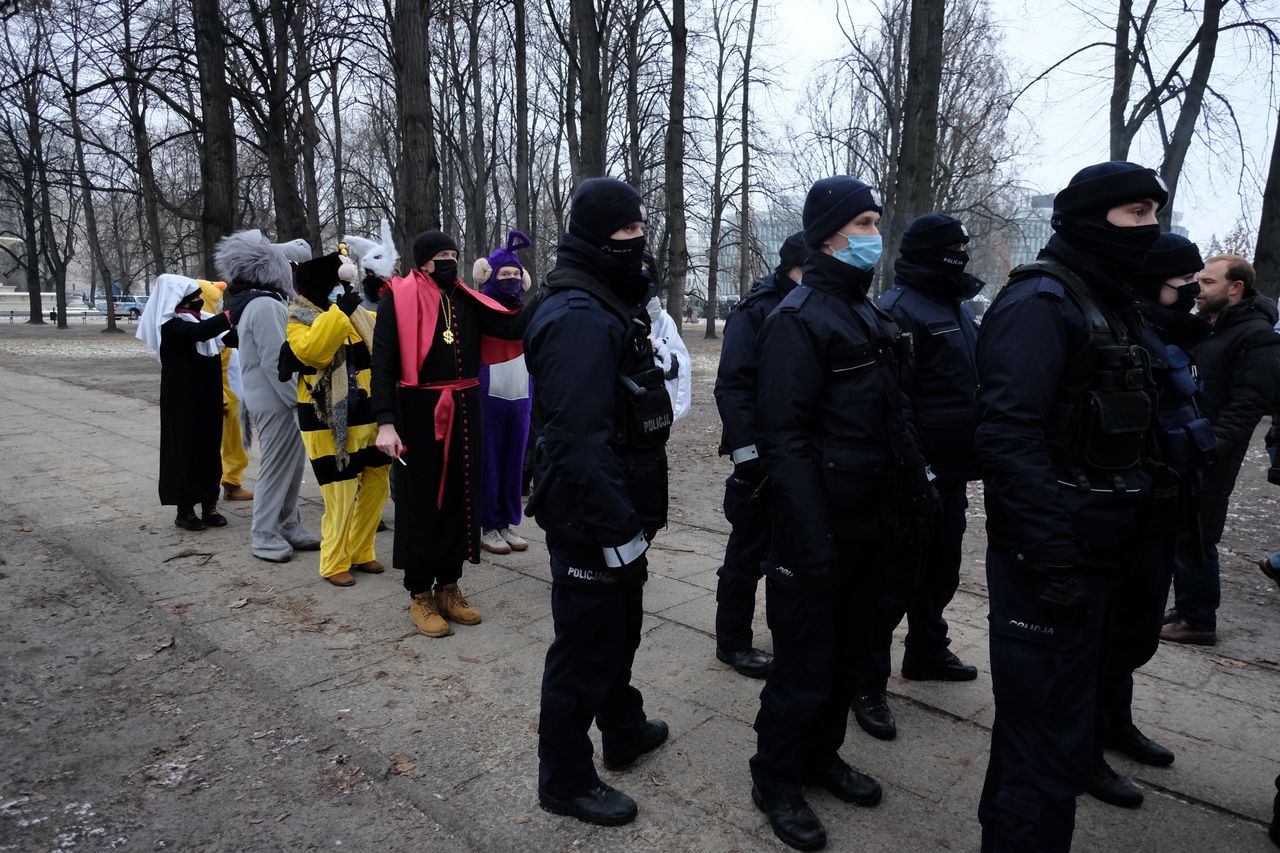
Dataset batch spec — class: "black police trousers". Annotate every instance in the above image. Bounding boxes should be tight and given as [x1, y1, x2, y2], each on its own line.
[1096, 540, 1169, 750]
[751, 541, 890, 797]
[538, 538, 649, 799]
[715, 470, 768, 652]
[905, 479, 969, 659]
[978, 548, 1109, 853]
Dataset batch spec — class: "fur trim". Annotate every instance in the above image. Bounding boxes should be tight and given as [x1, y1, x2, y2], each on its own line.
[216, 230, 294, 293]
[472, 257, 493, 287]
[342, 219, 398, 281]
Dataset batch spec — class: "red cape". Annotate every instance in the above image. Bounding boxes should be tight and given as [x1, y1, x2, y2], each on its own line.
[388, 269, 524, 386]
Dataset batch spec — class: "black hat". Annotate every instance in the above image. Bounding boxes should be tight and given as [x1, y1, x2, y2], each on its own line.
[1137, 233, 1203, 282]
[802, 176, 882, 248]
[413, 230, 460, 268]
[779, 232, 808, 270]
[569, 178, 647, 244]
[1052, 162, 1169, 220]
[295, 253, 341, 302]
[901, 214, 968, 256]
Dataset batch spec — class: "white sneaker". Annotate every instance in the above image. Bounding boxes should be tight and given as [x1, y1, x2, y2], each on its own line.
[481, 528, 511, 555]
[499, 527, 529, 552]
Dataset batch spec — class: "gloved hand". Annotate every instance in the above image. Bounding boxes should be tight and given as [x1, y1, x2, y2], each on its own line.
[336, 289, 362, 316]
[664, 351, 680, 382]
[1030, 563, 1087, 626]
[733, 456, 764, 485]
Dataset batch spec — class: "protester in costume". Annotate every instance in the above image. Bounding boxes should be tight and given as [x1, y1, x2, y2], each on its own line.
[473, 229, 535, 556]
[344, 220, 400, 312]
[641, 256, 692, 422]
[197, 279, 254, 502]
[285, 253, 393, 587]
[219, 230, 322, 562]
[371, 230, 528, 638]
[137, 274, 235, 531]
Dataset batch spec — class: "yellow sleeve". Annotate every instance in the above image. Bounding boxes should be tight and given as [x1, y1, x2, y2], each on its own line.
[286, 308, 354, 369]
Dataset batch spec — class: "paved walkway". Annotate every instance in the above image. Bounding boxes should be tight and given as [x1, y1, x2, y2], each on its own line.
[0, 361, 1277, 851]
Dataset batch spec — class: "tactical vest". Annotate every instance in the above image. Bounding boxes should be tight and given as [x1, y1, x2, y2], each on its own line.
[1007, 261, 1158, 489]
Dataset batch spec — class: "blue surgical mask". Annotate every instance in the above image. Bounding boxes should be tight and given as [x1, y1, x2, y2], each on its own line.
[833, 233, 883, 271]
[328, 285, 345, 304]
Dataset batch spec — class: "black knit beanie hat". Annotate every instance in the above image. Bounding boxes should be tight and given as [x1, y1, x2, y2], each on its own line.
[802, 177, 881, 248]
[778, 232, 808, 270]
[413, 230, 460, 268]
[568, 178, 647, 244]
[901, 214, 968, 256]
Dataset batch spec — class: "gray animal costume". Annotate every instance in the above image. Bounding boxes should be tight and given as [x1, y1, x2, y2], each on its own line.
[216, 230, 321, 561]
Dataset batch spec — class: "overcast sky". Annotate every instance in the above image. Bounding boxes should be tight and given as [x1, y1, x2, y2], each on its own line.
[767, 0, 1275, 250]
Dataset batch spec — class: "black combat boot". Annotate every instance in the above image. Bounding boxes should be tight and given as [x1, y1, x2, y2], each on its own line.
[852, 692, 897, 740]
[1105, 723, 1174, 767]
[602, 719, 669, 771]
[752, 785, 826, 851]
[538, 782, 637, 826]
[716, 646, 771, 679]
[811, 757, 882, 806]
[1087, 759, 1144, 808]
[901, 650, 979, 682]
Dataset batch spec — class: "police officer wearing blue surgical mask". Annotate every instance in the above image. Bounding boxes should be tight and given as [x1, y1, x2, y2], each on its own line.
[748, 176, 936, 851]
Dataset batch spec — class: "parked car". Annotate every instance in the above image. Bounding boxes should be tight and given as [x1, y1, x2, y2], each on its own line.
[95, 295, 148, 319]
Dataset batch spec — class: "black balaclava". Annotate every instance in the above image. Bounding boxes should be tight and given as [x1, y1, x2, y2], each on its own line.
[1046, 161, 1169, 290]
[775, 232, 807, 296]
[295, 253, 343, 309]
[557, 177, 650, 304]
[413, 230, 460, 288]
[1133, 233, 1210, 347]
[362, 272, 387, 305]
[895, 213, 983, 298]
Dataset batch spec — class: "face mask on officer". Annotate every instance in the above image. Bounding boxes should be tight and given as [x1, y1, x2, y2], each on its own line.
[834, 233, 883, 271]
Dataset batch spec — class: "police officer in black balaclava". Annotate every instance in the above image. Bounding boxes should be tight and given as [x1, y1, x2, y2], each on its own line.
[713, 231, 807, 679]
[861, 214, 983, 737]
[525, 177, 672, 828]
[975, 162, 1169, 851]
[1084, 233, 1212, 809]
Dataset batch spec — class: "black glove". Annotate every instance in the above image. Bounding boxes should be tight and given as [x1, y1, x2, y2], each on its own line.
[336, 289, 362, 316]
[664, 351, 680, 381]
[1031, 563, 1087, 627]
[733, 456, 764, 485]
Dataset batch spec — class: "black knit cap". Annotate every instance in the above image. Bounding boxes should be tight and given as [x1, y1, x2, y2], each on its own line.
[413, 230, 460, 268]
[569, 177, 647, 244]
[1137, 233, 1203, 282]
[802, 176, 882, 248]
[779, 232, 808, 270]
[1052, 161, 1169, 220]
[295, 253, 342, 303]
[901, 213, 968, 256]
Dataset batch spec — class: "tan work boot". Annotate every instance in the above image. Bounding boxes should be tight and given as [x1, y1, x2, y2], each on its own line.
[411, 592, 451, 637]
[223, 482, 254, 501]
[436, 583, 482, 625]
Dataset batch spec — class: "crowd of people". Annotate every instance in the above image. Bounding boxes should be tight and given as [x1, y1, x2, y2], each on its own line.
[131, 166, 1280, 851]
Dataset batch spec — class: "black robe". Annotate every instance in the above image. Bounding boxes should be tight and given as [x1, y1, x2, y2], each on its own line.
[158, 314, 233, 507]
[371, 283, 526, 568]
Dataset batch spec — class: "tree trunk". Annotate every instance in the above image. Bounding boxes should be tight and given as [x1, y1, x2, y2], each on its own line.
[883, 0, 945, 292]
[329, 59, 347, 238]
[68, 53, 119, 332]
[570, 0, 605, 177]
[1110, 0, 1136, 160]
[292, 2, 323, 251]
[513, 0, 532, 281]
[192, 0, 236, 275]
[393, 0, 441, 248]
[736, 0, 759, 298]
[663, 0, 687, 333]
[121, 4, 165, 279]
[625, 9, 643, 184]
[20, 79, 42, 324]
[1253, 106, 1280, 299]
[1158, 0, 1223, 229]
[264, 1, 308, 241]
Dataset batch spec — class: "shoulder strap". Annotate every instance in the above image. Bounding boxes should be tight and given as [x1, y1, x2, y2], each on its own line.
[540, 271, 650, 370]
[1009, 259, 1127, 342]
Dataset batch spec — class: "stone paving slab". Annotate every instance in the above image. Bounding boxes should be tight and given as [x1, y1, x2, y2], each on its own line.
[1, 362, 1277, 851]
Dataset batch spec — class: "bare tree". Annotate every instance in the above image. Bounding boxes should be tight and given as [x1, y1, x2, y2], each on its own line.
[1254, 106, 1280, 298]
[660, 0, 688, 331]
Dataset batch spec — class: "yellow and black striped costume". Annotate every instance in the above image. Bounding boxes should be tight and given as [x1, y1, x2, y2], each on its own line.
[287, 304, 391, 579]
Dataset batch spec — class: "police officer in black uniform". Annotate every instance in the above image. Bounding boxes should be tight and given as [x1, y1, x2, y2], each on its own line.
[1086, 233, 1212, 808]
[873, 216, 983, 674]
[526, 178, 672, 827]
[713, 232, 807, 679]
[975, 162, 1169, 851]
[750, 176, 934, 851]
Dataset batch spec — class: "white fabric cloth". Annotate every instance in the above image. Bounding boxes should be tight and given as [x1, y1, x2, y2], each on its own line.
[646, 298, 692, 421]
[136, 274, 224, 362]
[227, 349, 244, 400]
[487, 355, 531, 401]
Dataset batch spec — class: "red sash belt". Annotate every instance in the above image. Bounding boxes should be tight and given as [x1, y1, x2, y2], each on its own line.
[398, 377, 479, 508]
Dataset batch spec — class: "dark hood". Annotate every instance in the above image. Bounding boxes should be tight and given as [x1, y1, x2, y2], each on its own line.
[1208, 292, 1279, 332]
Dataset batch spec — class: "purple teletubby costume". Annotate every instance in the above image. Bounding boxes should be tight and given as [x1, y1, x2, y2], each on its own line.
[475, 230, 533, 537]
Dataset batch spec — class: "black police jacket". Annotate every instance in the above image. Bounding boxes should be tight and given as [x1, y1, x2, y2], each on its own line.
[975, 254, 1159, 568]
[877, 267, 980, 482]
[715, 269, 796, 460]
[1190, 292, 1280, 542]
[524, 265, 670, 553]
[756, 251, 929, 574]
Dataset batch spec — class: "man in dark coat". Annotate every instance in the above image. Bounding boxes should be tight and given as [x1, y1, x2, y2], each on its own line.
[749, 176, 931, 851]
[873, 213, 983, 691]
[525, 178, 671, 827]
[712, 231, 806, 679]
[371, 230, 528, 638]
[974, 161, 1170, 851]
[1163, 254, 1280, 645]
